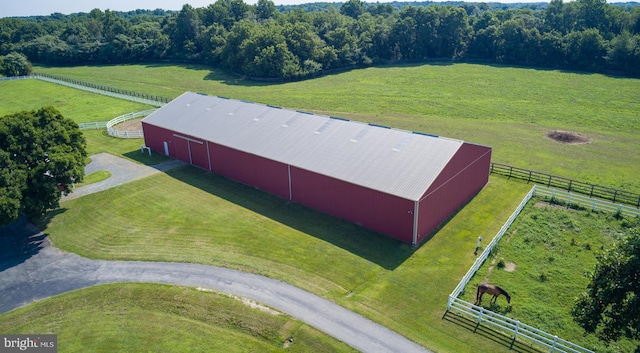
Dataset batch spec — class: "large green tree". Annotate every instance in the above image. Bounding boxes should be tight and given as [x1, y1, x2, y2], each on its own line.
[0, 107, 87, 226]
[572, 228, 640, 344]
[0, 52, 32, 76]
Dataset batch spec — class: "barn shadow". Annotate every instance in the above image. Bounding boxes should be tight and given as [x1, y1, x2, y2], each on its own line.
[0, 216, 52, 272]
[442, 310, 544, 353]
[162, 165, 416, 270]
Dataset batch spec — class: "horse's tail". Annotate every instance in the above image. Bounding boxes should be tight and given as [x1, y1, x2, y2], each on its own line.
[476, 286, 481, 303]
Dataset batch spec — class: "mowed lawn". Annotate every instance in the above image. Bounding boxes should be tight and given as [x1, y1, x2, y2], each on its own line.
[0, 283, 358, 353]
[0, 78, 150, 124]
[35, 63, 640, 193]
[37, 164, 532, 353]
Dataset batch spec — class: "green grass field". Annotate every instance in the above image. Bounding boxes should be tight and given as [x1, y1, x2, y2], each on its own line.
[34, 166, 532, 353]
[0, 79, 150, 124]
[0, 79, 166, 165]
[0, 283, 357, 353]
[2, 63, 638, 352]
[461, 198, 639, 352]
[35, 63, 640, 193]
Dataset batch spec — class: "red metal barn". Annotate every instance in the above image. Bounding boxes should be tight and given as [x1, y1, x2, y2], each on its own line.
[142, 92, 492, 245]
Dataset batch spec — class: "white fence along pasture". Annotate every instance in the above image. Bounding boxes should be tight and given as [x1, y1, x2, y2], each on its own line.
[445, 185, 621, 353]
[106, 109, 155, 139]
[33, 74, 167, 107]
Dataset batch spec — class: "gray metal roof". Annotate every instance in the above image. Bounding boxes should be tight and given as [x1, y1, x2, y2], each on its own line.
[143, 91, 464, 201]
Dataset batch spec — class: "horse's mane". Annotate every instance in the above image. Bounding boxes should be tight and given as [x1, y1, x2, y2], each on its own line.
[496, 285, 511, 300]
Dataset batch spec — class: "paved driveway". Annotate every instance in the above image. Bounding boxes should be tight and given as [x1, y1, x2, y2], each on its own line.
[0, 218, 429, 353]
[62, 153, 184, 201]
[1, 154, 430, 353]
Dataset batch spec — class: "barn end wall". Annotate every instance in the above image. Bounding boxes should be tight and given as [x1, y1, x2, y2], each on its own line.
[416, 143, 492, 243]
[290, 167, 415, 243]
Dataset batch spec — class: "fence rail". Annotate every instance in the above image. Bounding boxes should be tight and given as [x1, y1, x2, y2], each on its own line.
[106, 109, 155, 139]
[32, 73, 170, 107]
[447, 185, 597, 353]
[491, 163, 640, 208]
[448, 298, 590, 353]
[534, 186, 640, 218]
[0, 76, 30, 82]
[78, 121, 108, 130]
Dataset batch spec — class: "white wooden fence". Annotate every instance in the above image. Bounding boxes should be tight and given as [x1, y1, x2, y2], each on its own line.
[78, 121, 108, 130]
[534, 186, 640, 217]
[446, 185, 602, 353]
[33, 74, 166, 107]
[106, 109, 155, 138]
[0, 76, 30, 82]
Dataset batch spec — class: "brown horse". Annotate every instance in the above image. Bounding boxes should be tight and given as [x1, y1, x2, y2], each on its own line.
[476, 284, 511, 305]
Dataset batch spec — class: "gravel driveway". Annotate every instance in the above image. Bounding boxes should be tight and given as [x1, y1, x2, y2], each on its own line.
[62, 153, 184, 201]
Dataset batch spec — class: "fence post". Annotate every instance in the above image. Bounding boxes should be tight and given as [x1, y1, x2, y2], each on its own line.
[613, 190, 618, 204]
[474, 307, 484, 333]
[528, 170, 532, 183]
[550, 335, 558, 352]
[548, 174, 552, 187]
[510, 320, 521, 350]
[568, 180, 572, 192]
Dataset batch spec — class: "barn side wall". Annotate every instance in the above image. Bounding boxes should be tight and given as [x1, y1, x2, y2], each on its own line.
[416, 143, 492, 243]
[208, 143, 290, 199]
[290, 167, 415, 243]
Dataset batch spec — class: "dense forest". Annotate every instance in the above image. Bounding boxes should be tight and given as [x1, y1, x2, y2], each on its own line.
[1, 0, 639, 79]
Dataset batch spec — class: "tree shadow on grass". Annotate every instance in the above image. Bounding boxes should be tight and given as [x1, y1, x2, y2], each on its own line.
[442, 310, 543, 353]
[0, 215, 57, 272]
[163, 165, 416, 270]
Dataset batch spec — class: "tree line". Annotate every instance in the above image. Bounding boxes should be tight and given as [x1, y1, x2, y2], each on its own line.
[0, 0, 639, 78]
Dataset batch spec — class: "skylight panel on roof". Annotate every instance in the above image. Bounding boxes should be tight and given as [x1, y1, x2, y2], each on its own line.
[393, 134, 412, 152]
[315, 119, 334, 134]
[253, 109, 271, 122]
[351, 126, 371, 142]
[282, 114, 301, 128]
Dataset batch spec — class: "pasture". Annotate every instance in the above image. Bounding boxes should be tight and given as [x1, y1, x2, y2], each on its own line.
[462, 198, 639, 352]
[35, 63, 640, 193]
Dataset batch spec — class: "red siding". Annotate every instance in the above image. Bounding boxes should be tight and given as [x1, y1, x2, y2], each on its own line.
[142, 123, 176, 157]
[209, 143, 290, 199]
[416, 143, 492, 243]
[189, 140, 208, 169]
[290, 167, 415, 242]
[143, 121, 492, 245]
